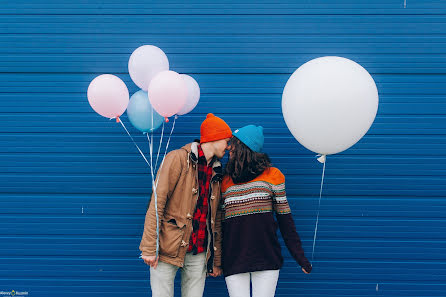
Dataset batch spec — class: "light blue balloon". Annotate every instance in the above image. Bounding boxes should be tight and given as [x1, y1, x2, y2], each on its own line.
[127, 90, 164, 132]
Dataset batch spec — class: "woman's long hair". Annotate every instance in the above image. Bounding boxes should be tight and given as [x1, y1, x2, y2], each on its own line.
[225, 137, 271, 184]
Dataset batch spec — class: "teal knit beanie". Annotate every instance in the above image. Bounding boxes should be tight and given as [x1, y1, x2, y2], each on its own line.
[233, 125, 264, 153]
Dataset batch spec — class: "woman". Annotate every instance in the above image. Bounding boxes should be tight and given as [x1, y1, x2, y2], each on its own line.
[221, 125, 312, 297]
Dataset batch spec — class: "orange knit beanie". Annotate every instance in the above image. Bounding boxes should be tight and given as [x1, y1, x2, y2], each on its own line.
[200, 113, 232, 143]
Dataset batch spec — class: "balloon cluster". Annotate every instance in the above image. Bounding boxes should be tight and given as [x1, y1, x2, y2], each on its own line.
[86, 46, 198, 259]
[87, 45, 200, 132]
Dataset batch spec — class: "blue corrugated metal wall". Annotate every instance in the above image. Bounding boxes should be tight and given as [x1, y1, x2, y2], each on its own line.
[1, 1, 446, 296]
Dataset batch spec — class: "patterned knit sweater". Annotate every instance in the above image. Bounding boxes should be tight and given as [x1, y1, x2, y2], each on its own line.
[221, 167, 312, 277]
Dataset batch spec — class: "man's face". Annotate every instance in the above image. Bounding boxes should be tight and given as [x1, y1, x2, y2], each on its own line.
[213, 138, 231, 159]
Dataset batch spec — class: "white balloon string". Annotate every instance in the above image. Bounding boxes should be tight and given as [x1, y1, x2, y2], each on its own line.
[118, 118, 151, 168]
[312, 154, 326, 262]
[147, 132, 152, 158]
[155, 122, 165, 171]
[147, 115, 177, 257]
[155, 115, 177, 189]
[151, 108, 154, 166]
[151, 133, 154, 166]
[147, 132, 160, 258]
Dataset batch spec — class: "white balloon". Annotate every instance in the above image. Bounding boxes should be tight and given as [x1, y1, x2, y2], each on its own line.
[282, 56, 379, 155]
[128, 45, 169, 91]
[177, 74, 200, 115]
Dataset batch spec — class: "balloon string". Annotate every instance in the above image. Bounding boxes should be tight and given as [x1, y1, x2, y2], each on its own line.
[148, 98, 160, 257]
[146, 114, 176, 258]
[147, 132, 160, 258]
[155, 115, 177, 189]
[118, 118, 151, 168]
[151, 116, 154, 170]
[147, 131, 153, 164]
[312, 155, 326, 262]
[155, 122, 165, 170]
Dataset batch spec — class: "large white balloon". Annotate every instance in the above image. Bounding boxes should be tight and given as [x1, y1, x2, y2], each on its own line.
[177, 74, 200, 115]
[128, 45, 169, 91]
[282, 56, 379, 155]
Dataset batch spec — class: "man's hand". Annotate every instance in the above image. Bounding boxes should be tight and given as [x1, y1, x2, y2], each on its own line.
[141, 255, 159, 269]
[208, 266, 222, 277]
[302, 267, 311, 274]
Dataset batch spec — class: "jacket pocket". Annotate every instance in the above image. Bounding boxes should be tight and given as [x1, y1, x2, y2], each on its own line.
[159, 218, 185, 258]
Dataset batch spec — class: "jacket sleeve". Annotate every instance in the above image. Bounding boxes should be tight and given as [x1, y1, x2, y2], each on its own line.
[272, 169, 312, 273]
[139, 151, 183, 256]
[213, 191, 224, 267]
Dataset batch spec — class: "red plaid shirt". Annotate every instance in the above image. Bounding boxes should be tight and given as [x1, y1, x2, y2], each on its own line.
[188, 145, 214, 254]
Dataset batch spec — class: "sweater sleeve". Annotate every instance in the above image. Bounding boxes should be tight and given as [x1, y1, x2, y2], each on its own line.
[271, 169, 312, 273]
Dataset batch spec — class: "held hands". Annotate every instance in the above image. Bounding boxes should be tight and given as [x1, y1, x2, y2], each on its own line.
[208, 266, 223, 277]
[141, 255, 223, 277]
[141, 255, 159, 269]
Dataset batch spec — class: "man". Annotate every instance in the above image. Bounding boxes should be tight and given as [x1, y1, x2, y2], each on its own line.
[139, 113, 232, 297]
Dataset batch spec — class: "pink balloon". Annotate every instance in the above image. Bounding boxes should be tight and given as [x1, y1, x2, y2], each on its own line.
[87, 74, 129, 119]
[148, 71, 187, 118]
